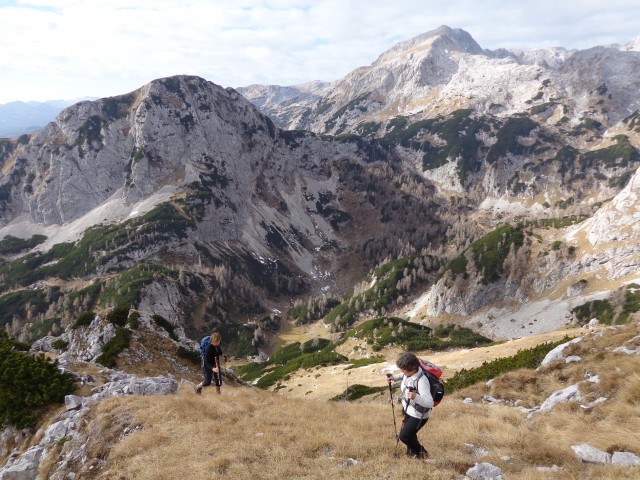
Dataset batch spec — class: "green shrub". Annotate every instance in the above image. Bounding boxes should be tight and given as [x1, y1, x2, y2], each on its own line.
[73, 311, 96, 329]
[445, 224, 524, 284]
[216, 323, 259, 358]
[288, 297, 341, 325]
[572, 300, 615, 325]
[448, 255, 468, 276]
[445, 337, 571, 392]
[0, 289, 63, 329]
[256, 351, 348, 389]
[238, 337, 343, 388]
[580, 137, 639, 170]
[268, 338, 332, 365]
[95, 327, 132, 368]
[106, 306, 130, 327]
[525, 216, 588, 229]
[324, 254, 442, 330]
[618, 284, 640, 323]
[152, 314, 178, 341]
[330, 384, 387, 401]
[0, 202, 193, 294]
[383, 109, 485, 183]
[177, 346, 200, 365]
[530, 102, 556, 115]
[99, 264, 171, 309]
[339, 317, 491, 352]
[554, 197, 575, 210]
[236, 362, 273, 382]
[0, 234, 47, 256]
[572, 285, 640, 325]
[345, 356, 385, 370]
[52, 339, 68, 350]
[0, 331, 75, 428]
[127, 310, 141, 329]
[486, 117, 538, 164]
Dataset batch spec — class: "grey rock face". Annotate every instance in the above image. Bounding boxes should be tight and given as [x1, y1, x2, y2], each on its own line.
[0, 446, 44, 480]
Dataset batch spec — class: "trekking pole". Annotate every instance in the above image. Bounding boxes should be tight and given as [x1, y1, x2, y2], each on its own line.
[387, 375, 400, 456]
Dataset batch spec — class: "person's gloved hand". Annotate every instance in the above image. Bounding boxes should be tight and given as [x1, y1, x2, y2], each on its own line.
[386, 373, 393, 385]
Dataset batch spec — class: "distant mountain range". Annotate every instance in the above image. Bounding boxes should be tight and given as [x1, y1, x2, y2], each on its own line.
[0, 99, 93, 138]
[238, 25, 640, 135]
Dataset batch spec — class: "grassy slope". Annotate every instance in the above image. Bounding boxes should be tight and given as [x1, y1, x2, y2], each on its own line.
[39, 320, 640, 480]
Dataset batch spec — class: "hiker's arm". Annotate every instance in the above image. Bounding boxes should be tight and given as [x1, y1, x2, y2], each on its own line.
[414, 377, 434, 409]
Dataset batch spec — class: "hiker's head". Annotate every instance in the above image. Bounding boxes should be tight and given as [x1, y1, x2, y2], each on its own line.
[396, 352, 420, 376]
[210, 332, 222, 346]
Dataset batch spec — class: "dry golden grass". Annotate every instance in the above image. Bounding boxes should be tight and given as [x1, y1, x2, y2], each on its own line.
[50, 322, 639, 480]
[95, 387, 460, 480]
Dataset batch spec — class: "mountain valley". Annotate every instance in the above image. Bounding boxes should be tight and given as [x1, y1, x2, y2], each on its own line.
[1, 25, 640, 479]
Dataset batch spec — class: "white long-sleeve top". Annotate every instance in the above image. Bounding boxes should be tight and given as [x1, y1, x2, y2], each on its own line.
[391, 370, 434, 419]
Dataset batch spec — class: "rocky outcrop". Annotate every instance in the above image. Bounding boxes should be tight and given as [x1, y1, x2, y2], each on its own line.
[583, 165, 640, 246]
[571, 444, 640, 466]
[0, 369, 178, 480]
[540, 337, 583, 366]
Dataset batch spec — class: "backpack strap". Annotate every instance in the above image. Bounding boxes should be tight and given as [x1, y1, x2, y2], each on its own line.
[413, 370, 433, 416]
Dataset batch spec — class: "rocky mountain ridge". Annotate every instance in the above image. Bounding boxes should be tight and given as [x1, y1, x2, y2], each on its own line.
[240, 25, 640, 135]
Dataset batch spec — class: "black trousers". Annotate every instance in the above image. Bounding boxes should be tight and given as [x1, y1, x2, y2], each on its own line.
[202, 367, 222, 387]
[399, 415, 428, 457]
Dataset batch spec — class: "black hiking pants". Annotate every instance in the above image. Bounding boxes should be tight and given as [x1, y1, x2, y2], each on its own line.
[202, 367, 222, 387]
[399, 415, 428, 457]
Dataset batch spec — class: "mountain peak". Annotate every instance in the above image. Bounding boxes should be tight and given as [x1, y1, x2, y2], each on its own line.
[375, 25, 484, 65]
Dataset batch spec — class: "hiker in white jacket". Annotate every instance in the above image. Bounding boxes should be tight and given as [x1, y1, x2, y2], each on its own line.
[387, 352, 434, 458]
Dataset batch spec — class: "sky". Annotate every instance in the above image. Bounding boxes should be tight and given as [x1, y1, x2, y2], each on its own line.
[1, 0, 639, 104]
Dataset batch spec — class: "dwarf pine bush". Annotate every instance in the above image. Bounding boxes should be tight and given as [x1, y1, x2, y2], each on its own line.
[95, 327, 132, 368]
[444, 337, 570, 392]
[0, 331, 75, 428]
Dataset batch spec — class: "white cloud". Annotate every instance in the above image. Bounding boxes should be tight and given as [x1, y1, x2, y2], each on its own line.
[0, 0, 639, 103]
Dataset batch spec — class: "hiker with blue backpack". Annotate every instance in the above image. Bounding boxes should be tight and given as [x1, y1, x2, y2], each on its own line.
[386, 352, 439, 459]
[195, 332, 227, 395]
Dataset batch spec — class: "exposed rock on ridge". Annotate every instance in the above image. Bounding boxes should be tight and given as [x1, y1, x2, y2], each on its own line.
[240, 26, 640, 134]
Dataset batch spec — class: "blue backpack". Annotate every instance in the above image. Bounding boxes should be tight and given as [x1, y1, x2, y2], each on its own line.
[199, 336, 210, 358]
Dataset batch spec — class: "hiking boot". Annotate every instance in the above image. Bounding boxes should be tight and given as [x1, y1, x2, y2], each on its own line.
[195, 385, 202, 394]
